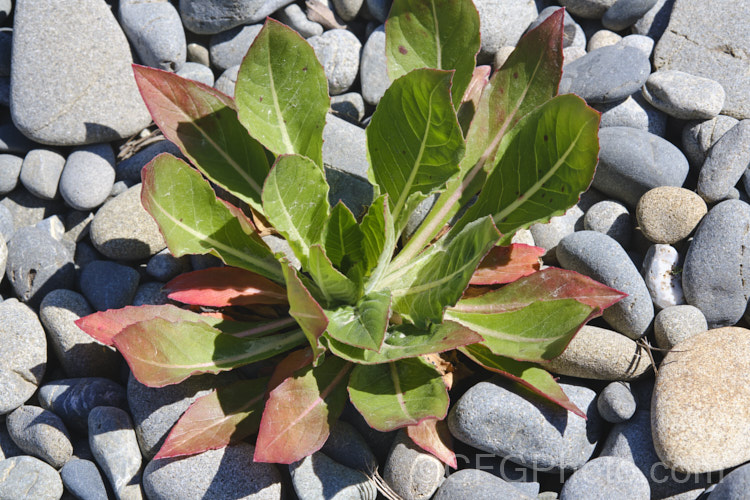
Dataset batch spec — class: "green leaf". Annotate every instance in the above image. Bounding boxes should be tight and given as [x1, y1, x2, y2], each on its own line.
[235, 19, 329, 166]
[386, 0, 480, 108]
[325, 290, 392, 352]
[254, 353, 351, 464]
[133, 65, 270, 212]
[460, 344, 585, 418]
[323, 321, 482, 364]
[348, 357, 449, 431]
[155, 378, 269, 459]
[308, 245, 360, 305]
[324, 202, 364, 276]
[380, 216, 499, 327]
[281, 262, 328, 364]
[455, 93, 600, 244]
[141, 154, 283, 283]
[366, 68, 465, 226]
[360, 195, 396, 293]
[113, 319, 305, 387]
[262, 154, 330, 267]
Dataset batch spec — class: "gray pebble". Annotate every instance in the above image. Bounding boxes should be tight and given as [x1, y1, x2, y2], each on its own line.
[0, 187, 63, 232]
[186, 42, 210, 67]
[38, 378, 128, 435]
[619, 34, 654, 58]
[583, 200, 632, 248]
[0, 153, 22, 194]
[0, 456, 63, 500]
[88, 406, 144, 500]
[61, 458, 108, 500]
[597, 382, 637, 423]
[559, 45, 651, 104]
[6, 226, 74, 307]
[277, 3, 323, 38]
[144, 443, 282, 499]
[596, 93, 667, 137]
[697, 120, 750, 203]
[19, 149, 66, 200]
[209, 24, 262, 73]
[709, 461, 750, 500]
[308, 29, 362, 95]
[59, 143, 116, 211]
[331, 92, 366, 123]
[632, 0, 674, 40]
[592, 127, 688, 207]
[146, 248, 188, 282]
[560, 456, 650, 499]
[473, 0, 538, 61]
[116, 140, 182, 183]
[79, 260, 140, 311]
[681, 115, 738, 168]
[119, 0, 186, 72]
[214, 64, 240, 97]
[602, 0, 659, 31]
[179, 0, 294, 34]
[35, 215, 65, 242]
[320, 420, 378, 474]
[332, 0, 363, 21]
[175, 62, 214, 87]
[6, 405, 73, 469]
[132, 281, 169, 306]
[0, 203, 12, 242]
[40, 289, 121, 379]
[360, 25, 388, 106]
[558, 0, 617, 19]
[682, 200, 750, 327]
[323, 114, 373, 217]
[643, 70, 725, 120]
[435, 469, 533, 500]
[557, 231, 653, 339]
[448, 377, 604, 473]
[383, 430, 444, 500]
[291, 451, 376, 500]
[654, 305, 707, 350]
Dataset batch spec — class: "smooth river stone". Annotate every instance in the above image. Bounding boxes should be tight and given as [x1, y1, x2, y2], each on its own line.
[652, 327, 750, 473]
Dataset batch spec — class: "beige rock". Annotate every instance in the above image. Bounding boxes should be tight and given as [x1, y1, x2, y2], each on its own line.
[545, 325, 652, 381]
[587, 30, 622, 52]
[636, 187, 707, 244]
[652, 327, 750, 473]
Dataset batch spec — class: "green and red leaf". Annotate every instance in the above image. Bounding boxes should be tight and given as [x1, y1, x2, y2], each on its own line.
[407, 418, 457, 468]
[470, 243, 545, 285]
[165, 267, 287, 307]
[281, 261, 329, 363]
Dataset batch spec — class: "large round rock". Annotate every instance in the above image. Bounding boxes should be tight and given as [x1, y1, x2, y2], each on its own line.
[652, 327, 750, 473]
[682, 200, 750, 327]
[556, 231, 653, 339]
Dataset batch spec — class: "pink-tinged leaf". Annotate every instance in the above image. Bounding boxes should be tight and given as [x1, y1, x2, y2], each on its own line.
[461, 65, 491, 105]
[461, 343, 586, 419]
[113, 318, 306, 387]
[254, 354, 352, 463]
[165, 267, 288, 307]
[133, 65, 270, 212]
[470, 243, 545, 285]
[75, 304, 213, 346]
[407, 418, 457, 468]
[281, 261, 328, 364]
[156, 377, 269, 459]
[267, 348, 314, 391]
[219, 198, 257, 235]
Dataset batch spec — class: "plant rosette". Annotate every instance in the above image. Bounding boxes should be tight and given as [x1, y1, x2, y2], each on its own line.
[77, 1, 622, 471]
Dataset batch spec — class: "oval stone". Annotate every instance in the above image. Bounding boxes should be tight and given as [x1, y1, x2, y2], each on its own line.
[636, 186, 706, 244]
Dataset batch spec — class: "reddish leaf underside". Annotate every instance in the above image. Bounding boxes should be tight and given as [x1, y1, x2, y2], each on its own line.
[281, 262, 329, 363]
[155, 378, 269, 459]
[407, 418, 457, 468]
[165, 267, 288, 307]
[253, 355, 352, 464]
[470, 243, 545, 285]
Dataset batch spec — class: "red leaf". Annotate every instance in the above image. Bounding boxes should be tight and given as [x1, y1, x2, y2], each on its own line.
[155, 378, 268, 459]
[407, 418, 457, 469]
[281, 262, 329, 363]
[470, 244, 545, 285]
[254, 354, 351, 464]
[461, 343, 586, 419]
[165, 267, 288, 307]
[75, 304, 209, 346]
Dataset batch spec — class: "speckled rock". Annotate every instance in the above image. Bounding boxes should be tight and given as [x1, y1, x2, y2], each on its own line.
[545, 325, 652, 380]
[583, 200, 632, 248]
[642, 70, 725, 120]
[19, 149, 65, 200]
[0, 153, 22, 194]
[59, 143, 116, 211]
[474, 0, 538, 61]
[89, 184, 166, 261]
[308, 29, 361, 95]
[636, 187, 706, 244]
[642, 244, 684, 309]
[448, 377, 604, 473]
[38, 378, 128, 435]
[0, 456, 63, 500]
[682, 200, 750, 327]
[434, 469, 533, 500]
[383, 430, 444, 500]
[560, 456, 650, 499]
[597, 382, 637, 423]
[681, 115, 738, 168]
[696, 119, 750, 203]
[6, 405, 73, 469]
[0, 299, 47, 415]
[653, 305, 708, 351]
[10, 0, 151, 145]
[360, 25, 388, 106]
[144, 443, 283, 500]
[60, 458, 108, 500]
[291, 451, 376, 500]
[119, 0, 186, 72]
[557, 231, 654, 339]
[652, 327, 750, 473]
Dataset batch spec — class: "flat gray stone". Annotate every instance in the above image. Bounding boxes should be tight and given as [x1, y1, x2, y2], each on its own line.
[209, 24, 262, 73]
[291, 452, 376, 500]
[179, 0, 295, 35]
[643, 70, 725, 120]
[6, 405, 73, 469]
[0, 456, 63, 500]
[39, 378, 128, 435]
[59, 144, 116, 211]
[681, 115, 738, 168]
[619, 34, 655, 58]
[592, 127, 689, 207]
[19, 149, 65, 200]
[144, 443, 283, 499]
[602, 0, 658, 31]
[10, 0, 151, 145]
[474, 0, 538, 61]
[560, 456, 650, 499]
[308, 29, 362, 95]
[448, 377, 604, 473]
[120, 0, 186, 72]
[434, 469, 533, 500]
[682, 200, 750, 327]
[559, 45, 650, 104]
[596, 92, 667, 137]
[0, 153, 22, 194]
[557, 231, 654, 339]
[654, 305, 707, 350]
[360, 25, 388, 106]
[0, 188, 63, 231]
[697, 120, 750, 203]
[323, 114, 373, 217]
[383, 430, 444, 500]
[60, 458, 108, 500]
